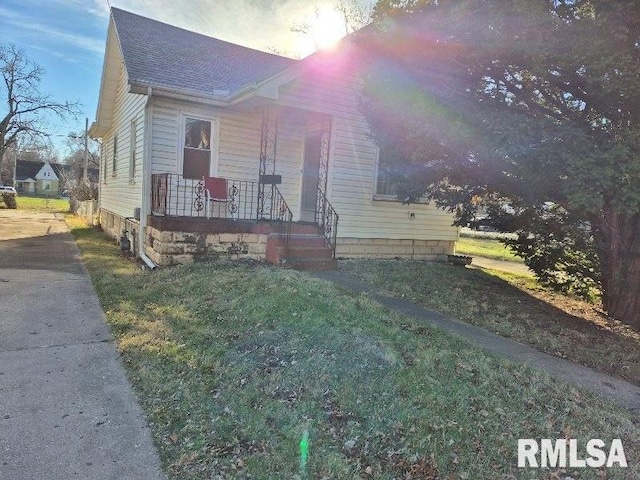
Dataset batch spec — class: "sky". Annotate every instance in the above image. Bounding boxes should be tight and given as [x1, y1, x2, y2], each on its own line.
[0, 0, 374, 158]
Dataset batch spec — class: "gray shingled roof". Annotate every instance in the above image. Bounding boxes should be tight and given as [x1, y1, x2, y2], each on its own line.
[111, 8, 298, 97]
[15, 160, 44, 181]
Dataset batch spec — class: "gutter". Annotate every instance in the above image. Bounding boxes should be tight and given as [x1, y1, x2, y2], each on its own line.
[129, 81, 229, 106]
[138, 86, 156, 270]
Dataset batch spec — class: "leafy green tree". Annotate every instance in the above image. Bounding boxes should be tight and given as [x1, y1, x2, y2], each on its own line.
[360, 0, 640, 327]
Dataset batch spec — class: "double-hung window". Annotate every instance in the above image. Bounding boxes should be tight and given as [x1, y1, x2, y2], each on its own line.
[129, 119, 137, 183]
[183, 117, 213, 179]
[112, 134, 118, 177]
[374, 146, 402, 198]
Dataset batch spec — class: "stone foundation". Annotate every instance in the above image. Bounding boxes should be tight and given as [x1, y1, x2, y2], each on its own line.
[145, 227, 268, 266]
[335, 238, 455, 261]
[99, 209, 141, 255]
[101, 212, 455, 266]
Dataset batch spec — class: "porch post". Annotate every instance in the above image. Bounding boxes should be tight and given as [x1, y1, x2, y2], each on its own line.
[316, 114, 332, 226]
[258, 105, 278, 220]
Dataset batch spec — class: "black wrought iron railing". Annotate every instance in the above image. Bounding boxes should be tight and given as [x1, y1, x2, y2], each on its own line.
[151, 173, 168, 216]
[150, 173, 308, 256]
[272, 186, 293, 252]
[315, 187, 339, 258]
[150, 173, 258, 220]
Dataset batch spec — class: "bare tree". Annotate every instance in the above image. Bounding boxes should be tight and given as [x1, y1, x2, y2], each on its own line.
[266, 46, 299, 59]
[64, 131, 100, 180]
[335, 0, 372, 34]
[291, 1, 372, 49]
[291, 6, 323, 51]
[0, 43, 79, 183]
[16, 139, 59, 163]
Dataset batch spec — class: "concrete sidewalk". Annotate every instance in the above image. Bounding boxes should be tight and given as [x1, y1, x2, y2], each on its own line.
[470, 256, 533, 276]
[0, 210, 163, 480]
[314, 270, 640, 415]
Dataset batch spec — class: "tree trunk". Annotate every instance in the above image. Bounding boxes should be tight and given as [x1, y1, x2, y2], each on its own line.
[0, 145, 10, 185]
[594, 209, 640, 330]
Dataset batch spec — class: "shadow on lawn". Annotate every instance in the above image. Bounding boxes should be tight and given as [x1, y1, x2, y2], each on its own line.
[340, 259, 640, 386]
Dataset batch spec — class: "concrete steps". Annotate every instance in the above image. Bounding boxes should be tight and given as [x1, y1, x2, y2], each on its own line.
[266, 233, 337, 270]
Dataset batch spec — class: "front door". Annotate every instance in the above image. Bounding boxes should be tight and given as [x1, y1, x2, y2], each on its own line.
[300, 134, 321, 222]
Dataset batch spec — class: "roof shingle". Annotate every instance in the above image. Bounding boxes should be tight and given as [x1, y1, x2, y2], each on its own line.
[111, 8, 298, 97]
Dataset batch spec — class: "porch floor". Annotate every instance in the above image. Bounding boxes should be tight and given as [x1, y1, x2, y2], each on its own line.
[146, 215, 336, 270]
[147, 215, 319, 235]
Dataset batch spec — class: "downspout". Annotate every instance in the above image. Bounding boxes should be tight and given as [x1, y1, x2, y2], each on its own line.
[138, 86, 156, 270]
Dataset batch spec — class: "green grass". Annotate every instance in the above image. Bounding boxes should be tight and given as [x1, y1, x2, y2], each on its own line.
[4, 194, 71, 212]
[340, 259, 640, 386]
[455, 236, 524, 263]
[67, 217, 639, 479]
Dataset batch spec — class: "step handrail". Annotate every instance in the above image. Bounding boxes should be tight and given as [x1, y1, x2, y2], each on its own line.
[315, 188, 339, 258]
[273, 186, 293, 253]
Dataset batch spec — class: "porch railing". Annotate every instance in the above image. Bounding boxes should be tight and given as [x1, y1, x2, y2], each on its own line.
[150, 173, 308, 257]
[151, 173, 258, 220]
[151, 173, 168, 216]
[272, 186, 293, 252]
[315, 187, 339, 258]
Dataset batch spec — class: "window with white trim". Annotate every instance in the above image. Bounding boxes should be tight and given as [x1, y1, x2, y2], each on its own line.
[102, 140, 108, 183]
[183, 117, 212, 179]
[129, 119, 137, 182]
[374, 146, 402, 198]
[112, 134, 118, 177]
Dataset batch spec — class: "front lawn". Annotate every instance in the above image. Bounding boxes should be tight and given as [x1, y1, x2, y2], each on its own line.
[340, 260, 640, 386]
[1, 194, 71, 212]
[455, 236, 524, 263]
[68, 217, 639, 479]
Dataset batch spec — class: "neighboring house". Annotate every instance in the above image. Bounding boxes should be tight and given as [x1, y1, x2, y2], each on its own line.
[15, 160, 60, 195]
[90, 8, 458, 268]
[14, 160, 100, 195]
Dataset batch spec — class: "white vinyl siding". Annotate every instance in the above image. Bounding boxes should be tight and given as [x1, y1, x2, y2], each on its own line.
[146, 61, 457, 241]
[277, 64, 458, 241]
[150, 100, 305, 220]
[100, 59, 145, 218]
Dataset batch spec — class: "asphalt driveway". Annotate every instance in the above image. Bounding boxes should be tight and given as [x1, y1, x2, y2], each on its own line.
[0, 210, 163, 479]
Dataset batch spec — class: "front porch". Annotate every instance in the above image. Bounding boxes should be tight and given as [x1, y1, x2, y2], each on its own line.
[147, 173, 338, 269]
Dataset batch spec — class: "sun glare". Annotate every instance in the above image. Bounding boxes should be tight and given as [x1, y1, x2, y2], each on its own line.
[312, 8, 345, 48]
[311, 7, 346, 50]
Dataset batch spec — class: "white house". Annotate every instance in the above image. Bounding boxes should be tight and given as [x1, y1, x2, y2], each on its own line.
[15, 160, 60, 195]
[90, 8, 458, 269]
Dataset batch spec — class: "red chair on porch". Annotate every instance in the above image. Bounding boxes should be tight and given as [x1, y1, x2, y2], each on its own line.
[203, 176, 230, 219]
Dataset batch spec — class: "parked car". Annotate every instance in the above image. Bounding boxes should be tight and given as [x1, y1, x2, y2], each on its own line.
[0, 185, 18, 209]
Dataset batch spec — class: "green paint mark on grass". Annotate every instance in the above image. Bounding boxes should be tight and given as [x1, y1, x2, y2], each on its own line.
[299, 429, 309, 477]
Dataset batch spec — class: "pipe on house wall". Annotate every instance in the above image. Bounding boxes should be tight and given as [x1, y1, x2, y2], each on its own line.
[138, 86, 156, 270]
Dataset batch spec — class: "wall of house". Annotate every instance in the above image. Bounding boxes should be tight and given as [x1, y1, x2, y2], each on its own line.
[34, 179, 59, 195]
[100, 209, 141, 256]
[335, 238, 454, 261]
[99, 59, 145, 222]
[16, 181, 35, 193]
[276, 58, 459, 246]
[150, 99, 306, 219]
